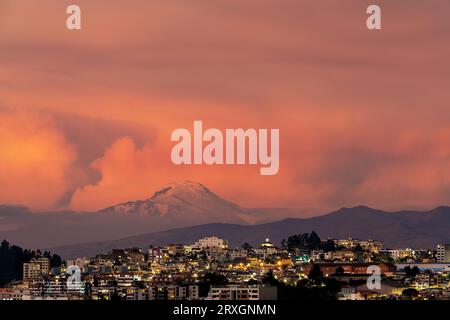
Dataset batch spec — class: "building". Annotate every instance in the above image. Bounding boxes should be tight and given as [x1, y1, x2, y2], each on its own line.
[126, 287, 149, 300]
[209, 285, 277, 300]
[396, 262, 450, 273]
[384, 248, 415, 261]
[261, 238, 274, 248]
[360, 240, 382, 253]
[229, 249, 248, 260]
[254, 239, 278, 258]
[148, 285, 199, 300]
[324, 250, 356, 262]
[66, 257, 90, 273]
[23, 263, 42, 282]
[437, 244, 450, 262]
[338, 286, 364, 300]
[193, 236, 228, 250]
[0, 288, 25, 300]
[148, 247, 163, 263]
[22, 257, 50, 282]
[334, 238, 382, 253]
[302, 262, 397, 277]
[356, 280, 407, 298]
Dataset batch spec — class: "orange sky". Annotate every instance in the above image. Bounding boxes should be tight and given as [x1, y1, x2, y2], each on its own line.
[1, 1, 450, 214]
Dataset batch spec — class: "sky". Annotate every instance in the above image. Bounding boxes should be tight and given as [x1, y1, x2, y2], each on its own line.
[1, 0, 450, 214]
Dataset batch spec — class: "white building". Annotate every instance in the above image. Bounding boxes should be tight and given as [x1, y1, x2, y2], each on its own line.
[193, 236, 228, 250]
[385, 248, 415, 261]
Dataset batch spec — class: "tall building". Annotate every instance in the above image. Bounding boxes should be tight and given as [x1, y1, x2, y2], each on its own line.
[22, 257, 50, 281]
[32, 257, 50, 274]
[23, 263, 42, 282]
[437, 244, 450, 262]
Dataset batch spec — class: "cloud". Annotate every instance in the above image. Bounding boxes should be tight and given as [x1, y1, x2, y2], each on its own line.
[0, 109, 156, 210]
[0, 110, 75, 209]
[2, 1, 450, 214]
[70, 137, 154, 210]
[70, 135, 296, 211]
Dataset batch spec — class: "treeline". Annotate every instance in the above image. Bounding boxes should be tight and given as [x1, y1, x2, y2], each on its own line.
[281, 231, 338, 252]
[0, 240, 63, 286]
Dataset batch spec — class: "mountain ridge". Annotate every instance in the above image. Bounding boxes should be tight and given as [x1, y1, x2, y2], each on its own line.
[48, 205, 450, 259]
[2, 181, 450, 254]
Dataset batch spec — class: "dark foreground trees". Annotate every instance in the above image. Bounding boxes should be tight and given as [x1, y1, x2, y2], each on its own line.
[0, 240, 63, 286]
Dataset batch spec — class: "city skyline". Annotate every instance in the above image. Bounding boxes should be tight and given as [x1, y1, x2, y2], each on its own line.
[1, 233, 450, 301]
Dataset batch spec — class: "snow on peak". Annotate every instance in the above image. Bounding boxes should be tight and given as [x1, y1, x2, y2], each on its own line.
[150, 181, 211, 200]
[98, 181, 254, 224]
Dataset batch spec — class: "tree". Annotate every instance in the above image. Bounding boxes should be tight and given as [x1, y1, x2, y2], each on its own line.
[242, 243, 252, 250]
[296, 278, 309, 288]
[308, 264, 323, 285]
[404, 266, 420, 278]
[1, 240, 9, 250]
[323, 278, 341, 295]
[402, 288, 419, 298]
[321, 239, 337, 252]
[199, 272, 228, 297]
[262, 269, 279, 286]
[0, 240, 62, 286]
[283, 231, 323, 251]
[309, 231, 321, 250]
[50, 254, 63, 268]
[334, 266, 345, 276]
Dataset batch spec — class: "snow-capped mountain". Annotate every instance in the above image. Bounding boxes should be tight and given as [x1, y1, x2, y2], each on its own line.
[99, 181, 254, 224]
[0, 181, 302, 249]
